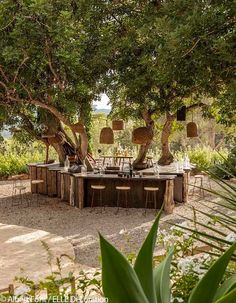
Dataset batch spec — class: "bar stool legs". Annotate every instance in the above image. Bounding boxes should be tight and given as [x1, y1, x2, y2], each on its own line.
[191, 175, 205, 197]
[115, 186, 131, 214]
[90, 185, 106, 212]
[144, 187, 159, 216]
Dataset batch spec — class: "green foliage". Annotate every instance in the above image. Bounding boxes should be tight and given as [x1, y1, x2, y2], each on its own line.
[100, 211, 236, 303]
[211, 146, 236, 178]
[175, 146, 228, 170]
[0, 139, 57, 177]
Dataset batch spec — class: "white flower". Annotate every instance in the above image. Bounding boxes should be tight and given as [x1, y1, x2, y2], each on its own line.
[14, 285, 30, 296]
[119, 228, 127, 235]
[225, 232, 236, 243]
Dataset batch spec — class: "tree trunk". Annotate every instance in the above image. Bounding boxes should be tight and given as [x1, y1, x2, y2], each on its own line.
[133, 111, 154, 170]
[158, 113, 175, 166]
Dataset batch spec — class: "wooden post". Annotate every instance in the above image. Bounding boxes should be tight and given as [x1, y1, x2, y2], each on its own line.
[45, 144, 49, 164]
[164, 179, 174, 214]
[183, 170, 191, 203]
[61, 173, 65, 200]
[29, 165, 37, 193]
[78, 177, 84, 209]
[70, 176, 75, 206]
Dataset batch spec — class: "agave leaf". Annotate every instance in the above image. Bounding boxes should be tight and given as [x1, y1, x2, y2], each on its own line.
[154, 246, 174, 303]
[134, 210, 162, 303]
[213, 274, 236, 301]
[214, 287, 236, 303]
[99, 234, 149, 303]
[188, 241, 236, 303]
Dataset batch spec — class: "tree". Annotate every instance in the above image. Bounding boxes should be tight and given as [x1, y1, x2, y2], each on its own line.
[80, 0, 235, 167]
[0, 0, 104, 164]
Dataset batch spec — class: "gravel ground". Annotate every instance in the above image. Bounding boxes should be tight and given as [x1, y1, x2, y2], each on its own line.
[0, 178, 233, 268]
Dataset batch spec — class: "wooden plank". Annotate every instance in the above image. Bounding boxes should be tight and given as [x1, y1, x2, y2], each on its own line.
[183, 171, 190, 203]
[78, 177, 84, 209]
[30, 166, 37, 193]
[47, 170, 57, 197]
[163, 179, 174, 214]
[61, 173, 65, 200]
[69, 176, 75, 206]
[57, 171, 61, 198]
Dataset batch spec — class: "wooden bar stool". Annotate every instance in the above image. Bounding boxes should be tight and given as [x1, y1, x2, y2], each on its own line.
[11, 180, 28, 207]
[31, 179, 45, 206]
[191, 175, 204, 197]
[90, 185, 106, 212]
[115, 186, 131, 214]
[144, 187, 159, 215]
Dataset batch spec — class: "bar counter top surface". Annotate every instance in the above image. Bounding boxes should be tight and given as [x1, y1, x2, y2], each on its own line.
[72, 173, 176, 180]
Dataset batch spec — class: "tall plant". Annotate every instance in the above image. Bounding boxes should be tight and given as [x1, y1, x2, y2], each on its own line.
[100, 211, 236, 303]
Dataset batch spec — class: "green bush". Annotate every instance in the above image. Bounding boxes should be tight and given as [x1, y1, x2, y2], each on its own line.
[175, 146, 228, 171]
[0, 139, 58, 178]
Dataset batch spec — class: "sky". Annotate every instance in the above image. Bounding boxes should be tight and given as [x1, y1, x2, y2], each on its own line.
[93, 93, 111, 110]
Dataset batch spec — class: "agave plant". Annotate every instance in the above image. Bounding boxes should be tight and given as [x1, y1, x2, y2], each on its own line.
[178, 164, 236, 260]
[99, 211, 236, 303]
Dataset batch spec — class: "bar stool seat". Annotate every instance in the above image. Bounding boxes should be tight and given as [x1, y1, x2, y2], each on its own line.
[31, 180, 44, 184]
[194, 175, 204, 179]
[144, 187, 159, 215]
[91, 185, 106, 190]
[144, 187, 159, 191]
[116, 186, 131, 191]
[90, 184, 106, 211]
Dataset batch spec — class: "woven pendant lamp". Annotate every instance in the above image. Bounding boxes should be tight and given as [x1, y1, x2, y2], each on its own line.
[177, 106, 186, 121]
[132, 127, 153, 144]
[112, 120, 124, 131]
[187, 122, 198, 137]
[100, 127, 114, 144]
[187, 111, 198, 137]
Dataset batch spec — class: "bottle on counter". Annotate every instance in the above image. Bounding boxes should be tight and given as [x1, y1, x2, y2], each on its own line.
[129, 163, 133, 178]
[64, 155, 70, 171]
[81, 160, 87, 176]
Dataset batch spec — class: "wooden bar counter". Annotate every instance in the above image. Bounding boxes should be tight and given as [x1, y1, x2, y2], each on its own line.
[72, 173, 176, 214]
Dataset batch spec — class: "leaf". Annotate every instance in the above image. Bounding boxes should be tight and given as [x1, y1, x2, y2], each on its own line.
[213, 274, 236, 301]
[134, 210, 162, 303]
[214, 287, 236, 303]
[154, 247, 174, 303]
[188, 241, 236, 303]
[99, 234, 149, 303]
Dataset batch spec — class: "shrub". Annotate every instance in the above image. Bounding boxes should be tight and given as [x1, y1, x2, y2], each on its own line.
[0, 139, 58, 178]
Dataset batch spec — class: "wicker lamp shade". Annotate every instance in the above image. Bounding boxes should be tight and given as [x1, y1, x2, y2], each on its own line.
[187, 122, 198, 137]
[71, 122, 85, 133]
[177, 106, 186, 121]
[132, 127, 153, 144]
[99, 127, 114, 144]
[112, 120, 124, 131]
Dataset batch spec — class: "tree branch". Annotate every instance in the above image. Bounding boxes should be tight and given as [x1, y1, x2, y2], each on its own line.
[181, 38, 201, 58]
[0, 66, 9, 83]
[13, 55, 29, 82]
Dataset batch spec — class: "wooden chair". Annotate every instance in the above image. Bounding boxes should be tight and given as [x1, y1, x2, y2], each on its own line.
[144, 187, 159, 215]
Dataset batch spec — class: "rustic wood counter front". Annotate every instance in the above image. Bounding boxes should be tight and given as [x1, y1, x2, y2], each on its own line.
[72, 174, 176, 214]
